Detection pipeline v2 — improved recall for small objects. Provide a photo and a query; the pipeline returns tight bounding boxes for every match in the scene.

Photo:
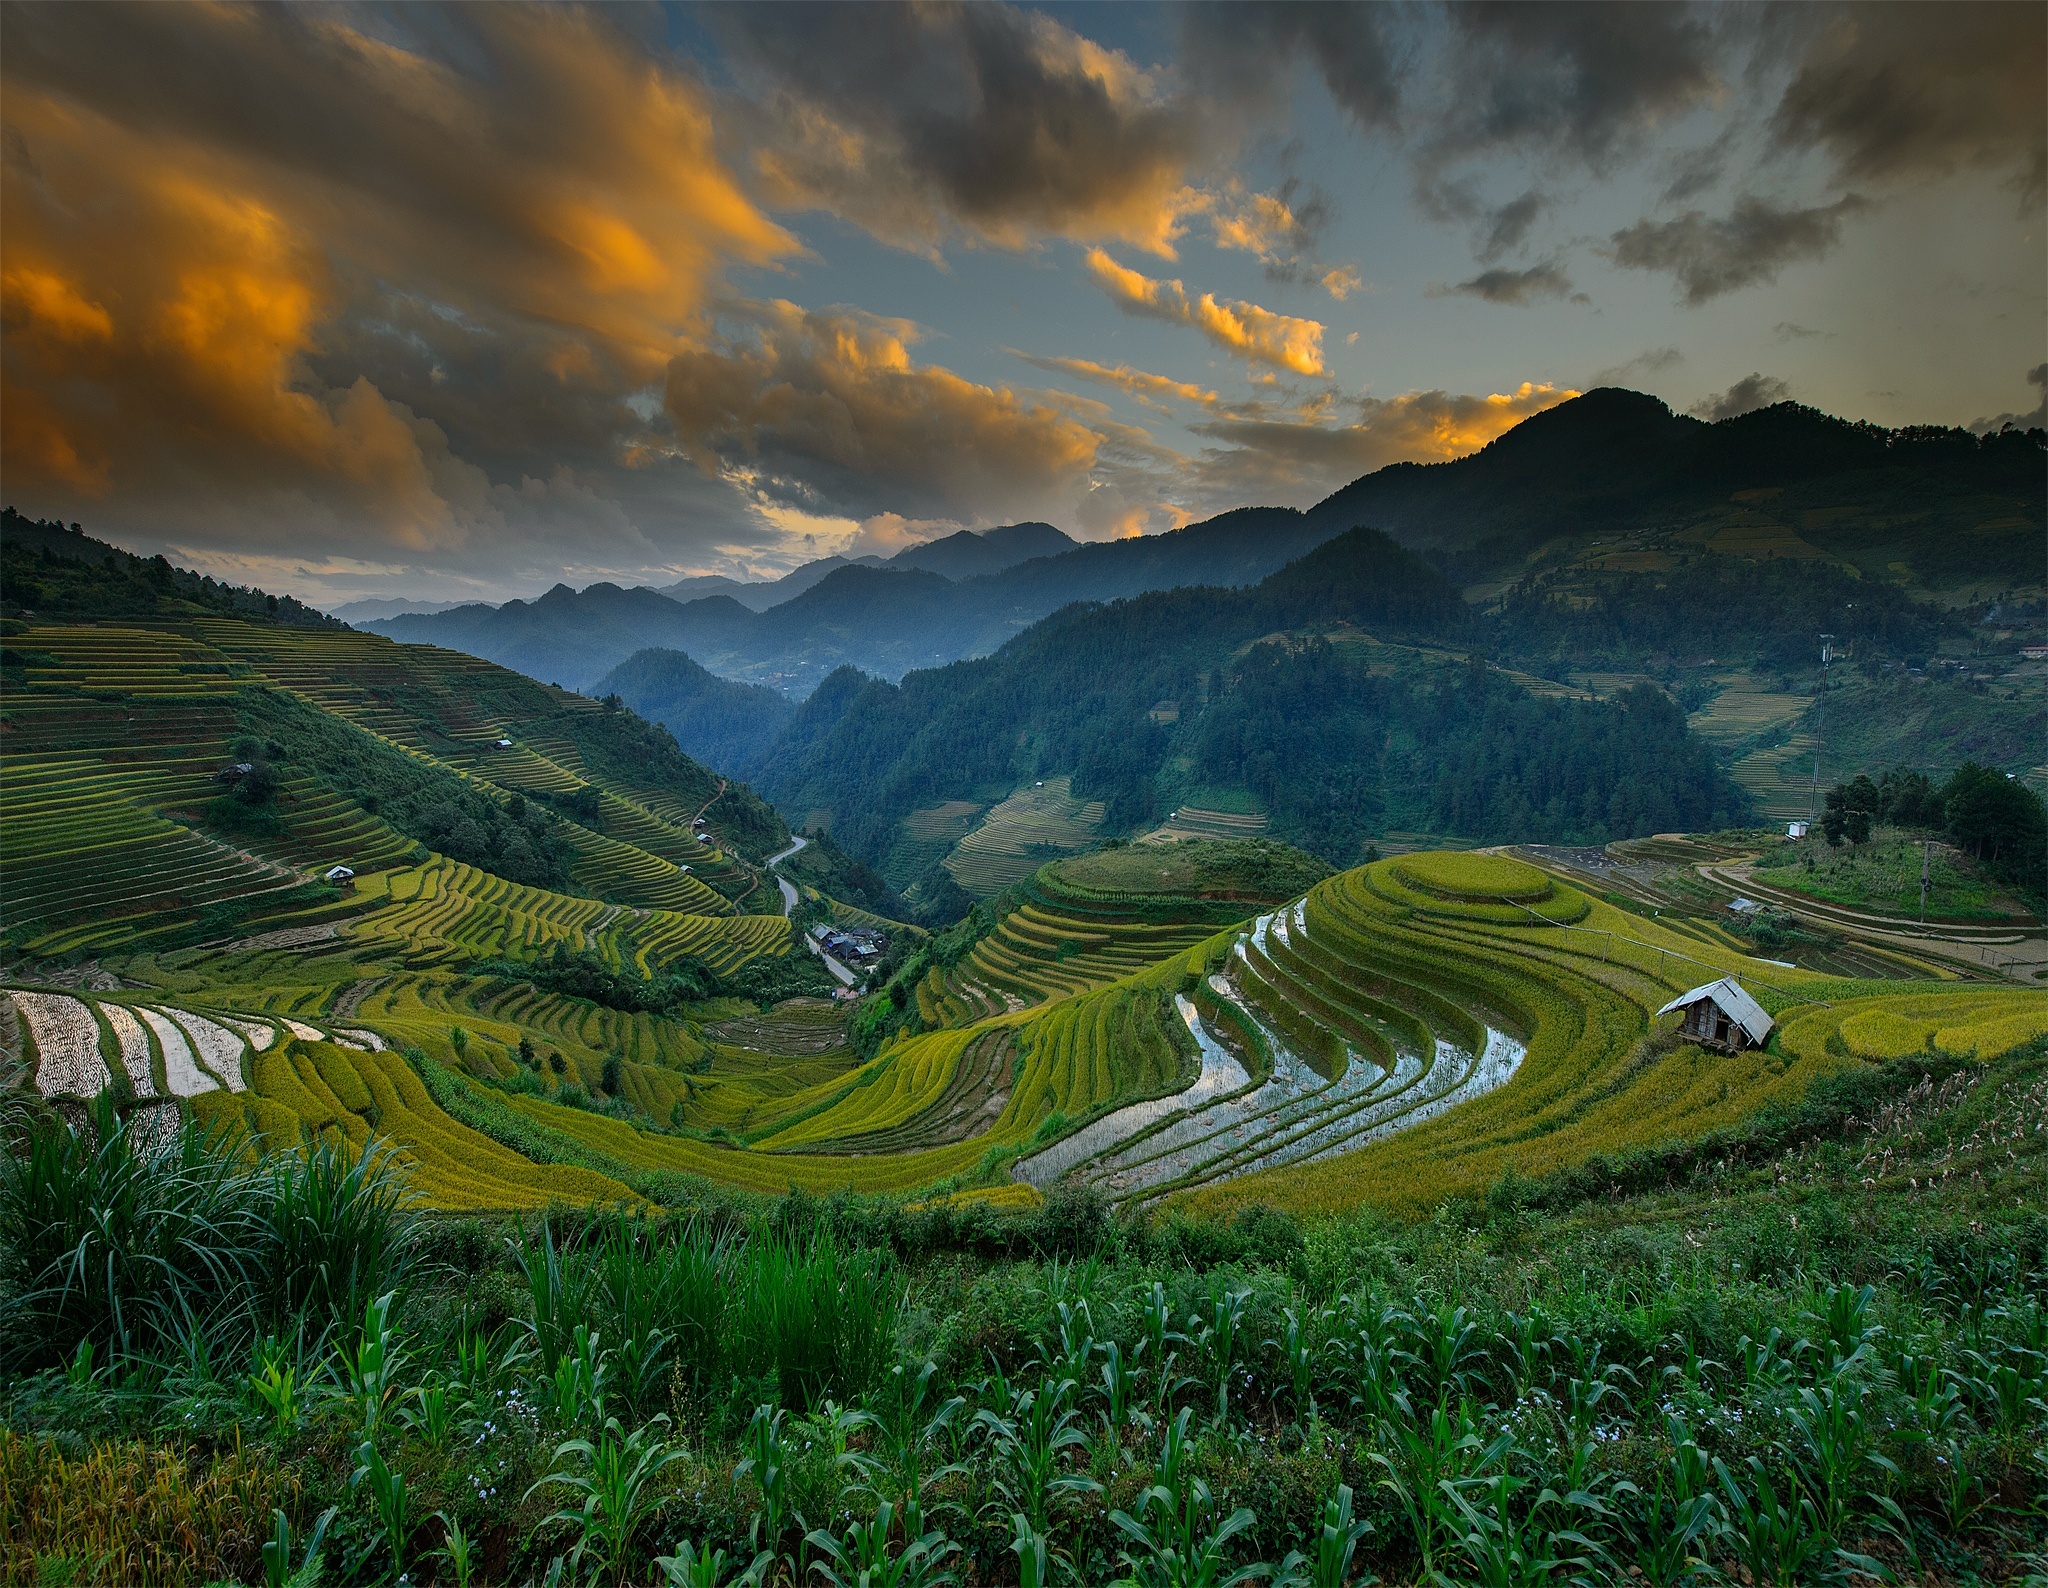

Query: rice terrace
[2,3,2046,1585]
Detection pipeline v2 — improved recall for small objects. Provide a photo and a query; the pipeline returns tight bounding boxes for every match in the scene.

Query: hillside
[596,646,797,776]
[758,526,1748,881]
[359,393,2042,701]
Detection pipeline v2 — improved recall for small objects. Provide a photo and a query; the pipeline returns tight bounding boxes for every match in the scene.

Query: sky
[2,2,2042,607]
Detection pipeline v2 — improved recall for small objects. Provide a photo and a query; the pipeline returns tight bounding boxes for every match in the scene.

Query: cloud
[0,4,797,588]
[1771,4,2047,209]
[1180,4,1403,134]
[1773,321,1825,342]
[713,2,1206,257]
[1608,194,1870,303]
[1318,265,1365,301]
[1427,260,1577,306]
[1970,364,2048,433]
[1476,190,1546,263]
[1084,249,1326,375]
[1008,352,1219,410]
[1432,4,1725,171]
[1190,382,1580,504]
[1591,347,1684,387]
[1690,373,1793,421]
[662,299,1102,526]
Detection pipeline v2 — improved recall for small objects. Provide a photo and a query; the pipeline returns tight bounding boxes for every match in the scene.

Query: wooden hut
[1657,977,1773,1052]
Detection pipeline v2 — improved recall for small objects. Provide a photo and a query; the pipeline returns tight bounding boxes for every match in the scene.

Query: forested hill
[1306,389,2045,590]
[757,527,1747,876]
[0,507,338,628]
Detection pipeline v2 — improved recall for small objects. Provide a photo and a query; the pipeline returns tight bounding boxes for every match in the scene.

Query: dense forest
[760,528,1747,872]
[596,647,796,776]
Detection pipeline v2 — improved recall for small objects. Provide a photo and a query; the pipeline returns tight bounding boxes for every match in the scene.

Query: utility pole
[1921,839,1930,923]
[1810,633,1834,824]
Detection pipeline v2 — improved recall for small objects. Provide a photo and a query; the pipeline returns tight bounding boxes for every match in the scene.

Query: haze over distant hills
[363,390,2044,697]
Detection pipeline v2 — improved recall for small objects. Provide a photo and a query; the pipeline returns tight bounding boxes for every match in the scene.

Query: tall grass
[520,1212,901,1416]
[0,1096,418,1371]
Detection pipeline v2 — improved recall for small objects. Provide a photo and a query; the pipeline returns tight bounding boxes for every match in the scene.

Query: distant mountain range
[361,390,2043,700]
[363,509,1324,692]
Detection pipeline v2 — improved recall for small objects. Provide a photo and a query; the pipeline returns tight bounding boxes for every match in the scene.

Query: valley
[3,395,2043,1587]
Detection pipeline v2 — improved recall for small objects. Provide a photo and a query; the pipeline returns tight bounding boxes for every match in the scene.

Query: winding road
[766,836,857,986]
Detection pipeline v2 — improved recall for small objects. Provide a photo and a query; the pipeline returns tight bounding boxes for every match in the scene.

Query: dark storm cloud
[1180,3,1405,134]
[1427,260,1577,307]
[711,2,1207,256]
[1435,3,1722,166]
[1771,3,2047,209]
[1690,372,1792,421]
[1609,194,1869,304]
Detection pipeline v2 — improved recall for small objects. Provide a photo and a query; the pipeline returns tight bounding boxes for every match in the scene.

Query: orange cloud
[1009,352,1220,409]
[0,6,794,554]
[1191,383,1581,503]
[1084,249,1326,375]
[665,300,1103,525]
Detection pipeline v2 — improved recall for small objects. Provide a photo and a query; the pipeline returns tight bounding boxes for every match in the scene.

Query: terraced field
[2,616,765,956]
[11,610,2040,1219]
[942,776,1104,896]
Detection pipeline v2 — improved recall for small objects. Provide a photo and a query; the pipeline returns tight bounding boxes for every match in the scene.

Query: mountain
[1307,388,2044,591]
[367,505,1339,692]
[758,526,1747,882]
[359,390,2043,696]
[662,554,888,613]
[596,647,796,776]
[887,521,1075,580]
[331,597,479,623]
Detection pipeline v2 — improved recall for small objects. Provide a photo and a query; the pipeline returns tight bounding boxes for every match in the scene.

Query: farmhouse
[1658,977,1773,1052]
[324,865,356,884]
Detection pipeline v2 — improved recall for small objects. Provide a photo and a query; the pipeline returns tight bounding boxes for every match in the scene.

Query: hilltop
[359,392,2044,698]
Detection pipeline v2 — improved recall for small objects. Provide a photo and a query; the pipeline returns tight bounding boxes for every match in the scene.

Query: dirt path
[1701,860,2047,981]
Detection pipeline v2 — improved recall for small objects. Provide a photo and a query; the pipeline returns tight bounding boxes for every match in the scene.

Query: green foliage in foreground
[4,1037,2046,1585]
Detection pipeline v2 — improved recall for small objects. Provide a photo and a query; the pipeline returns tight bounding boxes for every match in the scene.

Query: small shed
[324,865,356,884]
[494,737,514,748]
[1786,820,1809,839]
[1658,977,1773,1052]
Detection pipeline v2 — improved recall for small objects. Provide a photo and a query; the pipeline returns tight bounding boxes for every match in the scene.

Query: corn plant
[262,1504,336,1588]
[855,1359,968,1535]
[1274,1481,1373,1588]
[1713,1457,1844,1588]
[1401,1301,1486,1406]
[1109,1407,1265,1588]
[527,1413,685,1587]
[518,1216,596,1380]
[352,1438,410,1580]
[1186,1284,1251,1420]
[805,1498,958,1588]
[400,1376,457,1453]
[249,1338,300,1437]
[1786,1380,1903,1545]
[1619,1419,1721,1587]
[340,1291,407,1439]
[549,1323,612,1430]
[1264,1307,1319,1427]
[733,1404,792,1558]
[975,1374,1101,1536]
[1330,1292,1410,1424]
[1094,1338,1150,1449]
[1435,1467,1597,1588]
[1368,1399,1489,1579]
[1010,1512,1057,1588]
[655,1540,773,1586]
[430,1510,475,1588]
